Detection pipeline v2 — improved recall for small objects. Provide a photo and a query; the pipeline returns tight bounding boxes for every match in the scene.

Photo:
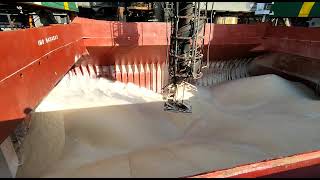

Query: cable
[165,5,169,67]
[206,2,214,68]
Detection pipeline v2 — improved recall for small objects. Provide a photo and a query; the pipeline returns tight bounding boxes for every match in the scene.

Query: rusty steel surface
[188,150,320,178]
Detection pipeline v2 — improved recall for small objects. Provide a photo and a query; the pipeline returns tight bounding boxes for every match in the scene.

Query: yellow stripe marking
[64,2,69,10]
[298,2,315,17]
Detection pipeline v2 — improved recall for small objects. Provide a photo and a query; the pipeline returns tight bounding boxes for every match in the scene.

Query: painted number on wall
[38,35,59,46]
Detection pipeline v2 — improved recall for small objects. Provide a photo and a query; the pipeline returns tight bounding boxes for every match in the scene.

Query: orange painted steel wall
[0,24,87,125]
[263,26,320,60]
[73,17,267,47]
[0,17,319,134]
[72,18,267,91]
[72,18,320,93]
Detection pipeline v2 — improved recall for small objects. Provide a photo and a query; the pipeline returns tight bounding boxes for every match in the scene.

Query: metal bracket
[163,81,196,113]
[164,99,192,113]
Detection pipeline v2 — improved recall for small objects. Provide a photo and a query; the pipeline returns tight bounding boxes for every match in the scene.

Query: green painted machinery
[0,2,79,30]
[23,2,79,12]
[255,2,320,17]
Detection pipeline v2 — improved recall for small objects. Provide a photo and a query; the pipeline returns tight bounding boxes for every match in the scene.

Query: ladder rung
[169,53,204,60]
[175,36,192,40]
[172,36,204,41]
[177,16,207,20]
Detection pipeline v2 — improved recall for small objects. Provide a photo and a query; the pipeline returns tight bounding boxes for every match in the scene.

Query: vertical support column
[82,65,90,78]
[145,64,151,90]
[75,66,83,76]
[71,68,77,77]
[127,64,134,84]
[139,64,146,88]
[151,63,157,92]
[109,66,116,80]
[121,64,128,84]
[157,63,162,93]
[207,61,214,86]
[133,64,140,87]
[162,62,169,90]
[115,64,122,82]
[87,64,97,78]
[202,66,208,86]
[95,66,102,77]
